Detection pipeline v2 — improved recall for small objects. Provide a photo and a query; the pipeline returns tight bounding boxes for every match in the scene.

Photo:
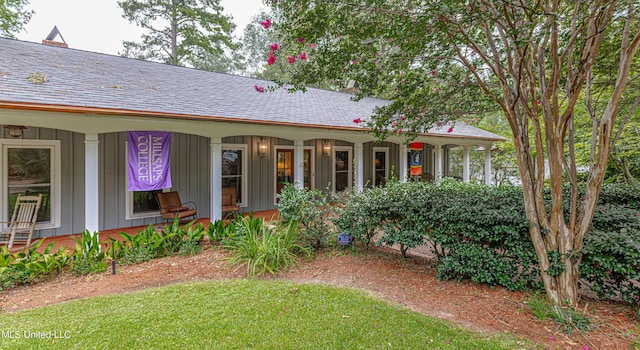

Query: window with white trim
[124,142,167,220]
[222,144,248,206]
[1,139,61,229]
[373,147,389,186]
[333,146,352,192]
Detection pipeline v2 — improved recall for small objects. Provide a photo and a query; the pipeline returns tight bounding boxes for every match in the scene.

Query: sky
[17,0,266,55]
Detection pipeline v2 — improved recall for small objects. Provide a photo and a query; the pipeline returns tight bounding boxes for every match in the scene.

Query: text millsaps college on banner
[127,131,172,191]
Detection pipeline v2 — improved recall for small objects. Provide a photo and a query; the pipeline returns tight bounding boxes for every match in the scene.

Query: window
[333,146,352,192]
[222,145,247,206]
[373,147,389,186]
[1,139,61,229]
[274,147,315,203]
[125,142,167,220]
[276,148,294,201]
[303,148,313,189]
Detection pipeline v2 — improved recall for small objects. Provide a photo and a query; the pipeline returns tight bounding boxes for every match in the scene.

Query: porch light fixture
[322,139,331,157]
[4,125,26,138]
[257,137,268,157]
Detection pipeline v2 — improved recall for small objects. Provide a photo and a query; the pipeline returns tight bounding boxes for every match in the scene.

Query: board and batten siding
[2,129,374,237]
[1,127,85,239]
[100,132,211,231]
[363,141,400,186]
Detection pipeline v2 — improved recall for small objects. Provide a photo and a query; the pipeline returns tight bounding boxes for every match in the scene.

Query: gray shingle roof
[0,37,504,141]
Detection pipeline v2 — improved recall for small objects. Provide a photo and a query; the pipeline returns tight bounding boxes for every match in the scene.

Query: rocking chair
[156,191,197,222]
[0,194,43,249]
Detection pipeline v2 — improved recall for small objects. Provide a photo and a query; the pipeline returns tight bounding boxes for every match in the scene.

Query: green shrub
[110,218,207,264]
[331,179,640,299]
[277,185,336,249]
[578,183,640,305]
[0,240,70,289]
[425,180,540,290]
[1,265,37,289]
[70,230,106,275]
[375,181,432,258]
[225,216,309,276]
[332,186,389,246]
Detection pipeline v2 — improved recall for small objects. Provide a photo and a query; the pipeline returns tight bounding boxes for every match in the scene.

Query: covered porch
[0,114,499,242]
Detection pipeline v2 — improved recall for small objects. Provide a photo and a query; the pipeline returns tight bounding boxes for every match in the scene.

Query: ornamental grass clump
[225,215,309,276]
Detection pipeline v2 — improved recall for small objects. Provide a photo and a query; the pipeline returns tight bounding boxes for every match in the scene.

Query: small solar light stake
[111,258,116,275]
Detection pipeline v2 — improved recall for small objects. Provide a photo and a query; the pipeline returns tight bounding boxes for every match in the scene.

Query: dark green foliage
[115,218,205,264]
[335,179,640,300]
[207,218,237,244]
[581,228,640,304]
[118,0,242,72]
[277,185,336,249]
[579,183,640,305]
[1,219,207,289]
[0,240,70,289]
[70,230,107,275]
[332,186,393,247]
[422,180,540,290]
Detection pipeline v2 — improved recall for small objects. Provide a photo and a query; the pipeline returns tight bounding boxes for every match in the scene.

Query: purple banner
[127,131,172,191]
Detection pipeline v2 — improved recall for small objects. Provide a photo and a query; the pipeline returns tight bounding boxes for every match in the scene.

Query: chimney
[342,80,360,95]
[42,26,68,48]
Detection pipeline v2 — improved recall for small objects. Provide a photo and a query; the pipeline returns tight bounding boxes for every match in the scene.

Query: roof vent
[42,26,68,48]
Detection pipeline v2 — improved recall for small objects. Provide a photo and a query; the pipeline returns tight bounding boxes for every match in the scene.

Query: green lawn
[0,279,533,349]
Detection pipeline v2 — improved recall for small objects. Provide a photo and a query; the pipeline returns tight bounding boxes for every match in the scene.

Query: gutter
[0,101,507,142]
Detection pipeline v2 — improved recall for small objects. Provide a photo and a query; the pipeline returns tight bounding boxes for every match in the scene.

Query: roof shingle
[0,37,504,141]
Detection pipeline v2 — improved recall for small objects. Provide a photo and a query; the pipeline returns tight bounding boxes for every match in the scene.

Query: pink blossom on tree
[270,43,279,51]
[254,85,265,93]
[299,52,307,60]
[353,118,362,124]
[260,19,271,29]
[287,55,296,64]
[267,52,276,65]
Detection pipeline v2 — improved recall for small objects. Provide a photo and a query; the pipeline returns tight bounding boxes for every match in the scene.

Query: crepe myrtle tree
[261,0,640,307]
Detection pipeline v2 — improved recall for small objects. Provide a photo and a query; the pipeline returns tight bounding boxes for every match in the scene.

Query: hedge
[332,179,640,304]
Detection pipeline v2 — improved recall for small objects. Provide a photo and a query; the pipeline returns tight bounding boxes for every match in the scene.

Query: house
[0,37,505,239]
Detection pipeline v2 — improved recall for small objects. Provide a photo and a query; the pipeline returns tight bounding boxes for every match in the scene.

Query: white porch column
[294,140,305,188]
[84,133,99,235]
[434,144,443,180]
[484,146,493,185]
[210,138,222,222]
[399,143,408,183]
[354,142,364,190]
[462,146,470,182]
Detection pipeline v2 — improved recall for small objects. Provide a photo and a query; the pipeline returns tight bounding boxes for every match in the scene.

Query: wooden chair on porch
[222,187,240,216]
[156,191,197,222]
[0,194,43,249]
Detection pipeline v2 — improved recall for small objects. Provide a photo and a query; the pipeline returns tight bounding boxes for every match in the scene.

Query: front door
[276,149,294,199]
[276,148,313,201]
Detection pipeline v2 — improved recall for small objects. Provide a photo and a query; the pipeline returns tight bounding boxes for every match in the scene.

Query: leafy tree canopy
[118,0,242,73]
[266,0,640,306]
[0,0,32,38]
